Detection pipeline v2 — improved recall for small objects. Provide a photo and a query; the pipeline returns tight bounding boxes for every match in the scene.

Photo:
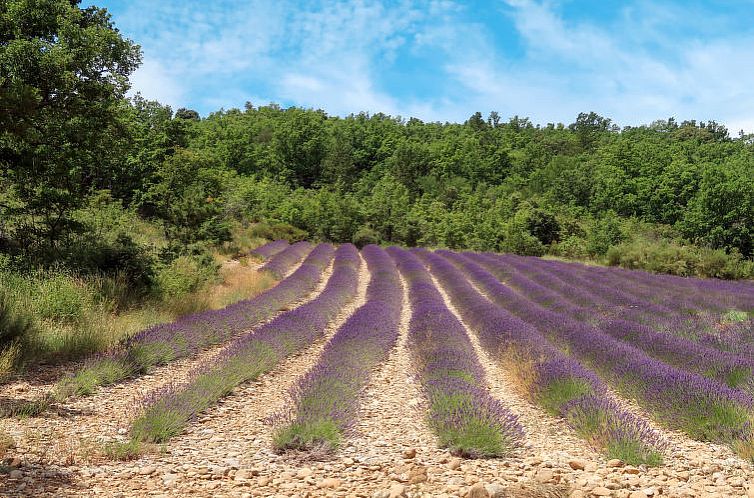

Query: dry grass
[499,346,539,396]
[207,257,276,309]
[0,430,15,458]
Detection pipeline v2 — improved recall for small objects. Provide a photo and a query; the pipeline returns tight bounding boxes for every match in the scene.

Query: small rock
[641,487,656,497]
[297,467,313,478]
[138,466,156,476]
[8,457,21,468]
[629,492,648,498]
[623,466,640,475]
[402,448,417,459]
[317,477,341,489]
[448,458,462,470]
[342,457,355,466]
[234,469,253,480]
[257,476,271,486]
[389,483,406,498]
[9,470,22,480]
[485,483,507,498]
[534,468,554,484]
[607,459,624,468]
[569,460,586,471]
[468,482,490,498]
[408,465,428,484]
[570,491,585,498]
[592,487,612,496]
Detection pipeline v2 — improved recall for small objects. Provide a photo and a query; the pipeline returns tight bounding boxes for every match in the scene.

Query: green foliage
[606,238,754,279]
[273,419,342,453]
[538,378,594,414]
[0,0,141,252]
[138,149,232,245]
[352,227,380,248]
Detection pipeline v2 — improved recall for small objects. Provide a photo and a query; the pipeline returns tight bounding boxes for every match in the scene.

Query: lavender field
[2,241,754,497]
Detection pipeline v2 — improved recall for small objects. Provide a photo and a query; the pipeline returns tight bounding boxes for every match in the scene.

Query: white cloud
[111,0,754,132]
[128,57,186,108]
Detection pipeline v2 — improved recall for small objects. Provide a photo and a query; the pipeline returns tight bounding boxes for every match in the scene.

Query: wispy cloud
[102,0,754,131]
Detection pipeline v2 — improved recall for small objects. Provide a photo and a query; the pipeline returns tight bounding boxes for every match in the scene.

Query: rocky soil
[1,261,754,498]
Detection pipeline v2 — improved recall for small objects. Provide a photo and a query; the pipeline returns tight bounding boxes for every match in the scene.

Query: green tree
[0,0,141,254]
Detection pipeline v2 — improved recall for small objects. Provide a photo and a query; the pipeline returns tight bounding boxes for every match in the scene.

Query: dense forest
[1,1,753,373]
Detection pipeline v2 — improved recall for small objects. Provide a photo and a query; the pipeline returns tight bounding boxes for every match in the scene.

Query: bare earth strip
[0,258,334,497]
[458,268,754,497]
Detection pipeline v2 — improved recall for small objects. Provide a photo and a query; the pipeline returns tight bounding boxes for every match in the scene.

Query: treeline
[2,0,754,285]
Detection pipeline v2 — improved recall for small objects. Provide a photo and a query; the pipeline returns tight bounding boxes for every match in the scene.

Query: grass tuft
[273,419,342,453]
[538,377,593,414]
[101,439,148,461]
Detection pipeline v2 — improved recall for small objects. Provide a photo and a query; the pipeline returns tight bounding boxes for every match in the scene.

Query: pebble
[9,470,22,479]
[389,483,406,498]
[607,459,624,468]
[484,483,506,498]
[137,466,156,476]
[592,487,612,496]
[467,482,490,498]
[402,448,417,459]
[569,460,587,471]
[317,477,341,489]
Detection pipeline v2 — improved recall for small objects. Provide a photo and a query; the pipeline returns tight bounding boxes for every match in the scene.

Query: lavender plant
[250,239,289,259]
[388,247,523,458]
[417,249,664,465]
[273,244,402,453]
[131,244,359,443]
[441,251,754,457]
[55,243,332,399]
[259,240,313,278]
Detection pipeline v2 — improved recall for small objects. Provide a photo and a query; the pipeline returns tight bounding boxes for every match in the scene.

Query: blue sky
[93,0,754,131]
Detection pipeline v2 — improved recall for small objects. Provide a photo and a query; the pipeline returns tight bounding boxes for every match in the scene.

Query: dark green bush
[249,221,308,242]
[352,227,380,248]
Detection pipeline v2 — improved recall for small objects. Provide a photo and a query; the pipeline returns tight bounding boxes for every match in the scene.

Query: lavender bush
[418,249,664,465]
[389,247,523,458]
[273,244,402,453]
[250,239,289,259]
[259,240,313,278]
[131,244,360,443]
[56,243,333,398]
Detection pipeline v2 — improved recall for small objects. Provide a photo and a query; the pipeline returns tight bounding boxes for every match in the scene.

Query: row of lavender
[390,247,524,458]
[250,239,289,260]
[260,241,312,278]
[131,244,360,443]
[55,241,318,399]
[532,255,754,355]
[273,245,402,452]
[474,254,754,390]
[418,250,664,465]
[442,251,753,458]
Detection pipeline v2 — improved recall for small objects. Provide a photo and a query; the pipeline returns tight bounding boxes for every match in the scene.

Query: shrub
[352,226,380,248]
[249,221,308,242]
[606,239,754,279]
[155,254,218,299]
[0,288,35,348]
